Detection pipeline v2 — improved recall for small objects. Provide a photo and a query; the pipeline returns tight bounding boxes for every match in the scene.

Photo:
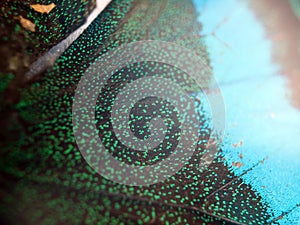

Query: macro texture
[0,0,277,224]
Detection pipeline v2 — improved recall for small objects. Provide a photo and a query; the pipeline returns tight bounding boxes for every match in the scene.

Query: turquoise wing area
[194,0,300,224]
[1,0,292,224]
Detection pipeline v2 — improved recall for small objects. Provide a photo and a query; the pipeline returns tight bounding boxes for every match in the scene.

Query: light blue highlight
[193,0,300,223]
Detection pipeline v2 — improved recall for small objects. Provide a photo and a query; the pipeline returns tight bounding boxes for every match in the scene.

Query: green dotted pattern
[0,0,95,72]
[1,0,271,224]
[94,61,201,167]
